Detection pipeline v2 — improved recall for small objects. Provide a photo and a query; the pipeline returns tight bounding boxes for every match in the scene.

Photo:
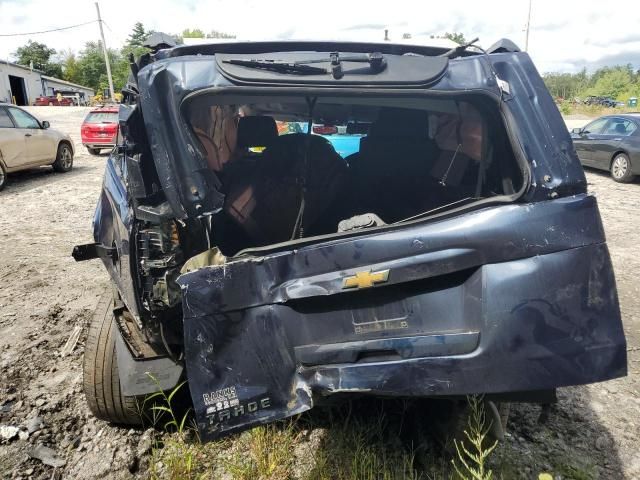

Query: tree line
[11,23,235,95]
[543,65,640,102]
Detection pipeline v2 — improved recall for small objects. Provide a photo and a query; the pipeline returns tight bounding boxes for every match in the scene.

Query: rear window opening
[185,93,524,256]
[84,112,118,124]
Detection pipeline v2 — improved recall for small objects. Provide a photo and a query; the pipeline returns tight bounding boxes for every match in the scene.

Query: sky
[1,0,640,75]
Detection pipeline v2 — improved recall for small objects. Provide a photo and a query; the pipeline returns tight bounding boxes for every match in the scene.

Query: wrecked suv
[74,36,627,441]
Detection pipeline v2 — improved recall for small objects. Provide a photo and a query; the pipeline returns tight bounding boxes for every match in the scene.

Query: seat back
[236,116,278,150]
[224,133,348,245]
[221,115,278,188]
[349,108,439,221]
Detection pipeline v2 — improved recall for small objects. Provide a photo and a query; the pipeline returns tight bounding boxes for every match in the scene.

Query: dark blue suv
[74,37,627,441]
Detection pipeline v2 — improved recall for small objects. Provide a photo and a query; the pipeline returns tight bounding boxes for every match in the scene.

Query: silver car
[0,104,74,191]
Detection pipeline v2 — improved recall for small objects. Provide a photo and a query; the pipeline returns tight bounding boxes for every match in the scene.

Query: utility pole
[524,0,532,52]
[95,2,115,100]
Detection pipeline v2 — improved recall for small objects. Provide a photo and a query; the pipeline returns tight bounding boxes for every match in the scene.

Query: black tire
[0,162,7,191]
[52,143,73,173]
[610,153,635,183]
[83,288,142,425]
[87,147,101,156]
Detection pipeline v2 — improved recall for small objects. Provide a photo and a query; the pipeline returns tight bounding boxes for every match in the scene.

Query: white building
[0,60,43,105]
[0,60,94,106]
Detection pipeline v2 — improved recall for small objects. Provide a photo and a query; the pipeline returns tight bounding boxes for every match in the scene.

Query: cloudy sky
[1,0,640,74]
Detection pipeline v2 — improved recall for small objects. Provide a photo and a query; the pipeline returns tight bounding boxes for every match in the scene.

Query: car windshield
[84,112,118,124]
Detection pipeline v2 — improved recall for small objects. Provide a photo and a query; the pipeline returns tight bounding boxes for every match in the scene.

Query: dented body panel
[178,195,626,439]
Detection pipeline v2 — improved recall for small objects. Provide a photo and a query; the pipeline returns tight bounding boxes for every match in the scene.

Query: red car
[81,107,118,155]
[34,96,74,106]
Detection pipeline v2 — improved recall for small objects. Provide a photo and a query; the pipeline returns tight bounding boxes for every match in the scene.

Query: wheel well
[57,139,73,156]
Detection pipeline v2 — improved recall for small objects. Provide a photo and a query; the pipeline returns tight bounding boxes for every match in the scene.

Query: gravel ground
[0,107,638,479]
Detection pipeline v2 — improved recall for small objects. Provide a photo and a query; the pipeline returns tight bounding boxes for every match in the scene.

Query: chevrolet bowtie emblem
[342,269,390,289]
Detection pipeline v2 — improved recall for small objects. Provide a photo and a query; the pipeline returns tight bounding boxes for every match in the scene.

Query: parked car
[584,95,617,108]
[73,37,626,441]
[34,96,74,106]
[80,106,118,155]
[571,114,640,182]
[0,104,74,191]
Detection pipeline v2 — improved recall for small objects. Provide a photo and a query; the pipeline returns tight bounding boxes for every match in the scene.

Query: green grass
[147,411,432,480]
[450,396,497,480]
[142,383,507,480]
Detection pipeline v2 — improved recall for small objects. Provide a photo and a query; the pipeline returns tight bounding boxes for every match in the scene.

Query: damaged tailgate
[178,194,626,440]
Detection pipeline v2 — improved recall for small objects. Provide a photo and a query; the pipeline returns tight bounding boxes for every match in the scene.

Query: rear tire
[83,288,142,425]
[52,143,73,172]
[610,153,635,183]
[0,163,7,191]
[87,147,101,155]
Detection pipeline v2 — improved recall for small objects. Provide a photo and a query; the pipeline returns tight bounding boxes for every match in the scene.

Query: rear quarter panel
[93,153,141,319]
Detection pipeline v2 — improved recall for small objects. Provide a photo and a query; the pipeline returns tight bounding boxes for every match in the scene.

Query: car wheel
[0,163,7,191]
[52,143,73,172]
[83,288,143,425]
[610,153,635,183]
[87,147,101,155]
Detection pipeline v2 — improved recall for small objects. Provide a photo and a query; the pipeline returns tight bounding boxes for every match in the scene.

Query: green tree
[127,21,148,48]
[444,32,467,45]
[589,68,633,99]
[115,23,157,91]
[75,41,122,92]
[13,40,62,77]
[542,64,640,103]
[61,51,81,85]
[182,28,205,38]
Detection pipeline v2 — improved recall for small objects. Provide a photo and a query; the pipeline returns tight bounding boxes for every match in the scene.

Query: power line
[0,20,97,37]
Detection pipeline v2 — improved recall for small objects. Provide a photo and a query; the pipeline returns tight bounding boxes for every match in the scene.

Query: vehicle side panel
[27,128,57,164]
[0,127,27,170]
[92,154,140,319]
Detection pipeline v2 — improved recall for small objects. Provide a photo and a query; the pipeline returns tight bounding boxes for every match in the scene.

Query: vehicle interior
[185,94,524,256]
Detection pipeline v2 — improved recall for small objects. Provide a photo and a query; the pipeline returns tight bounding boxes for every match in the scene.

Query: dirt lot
[0,107,638,479]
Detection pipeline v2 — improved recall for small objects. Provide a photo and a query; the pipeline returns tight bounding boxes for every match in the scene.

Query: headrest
[263,133,345,168]
[615,123,626,134]
[368,107,429,139]
[236,116,278,149]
